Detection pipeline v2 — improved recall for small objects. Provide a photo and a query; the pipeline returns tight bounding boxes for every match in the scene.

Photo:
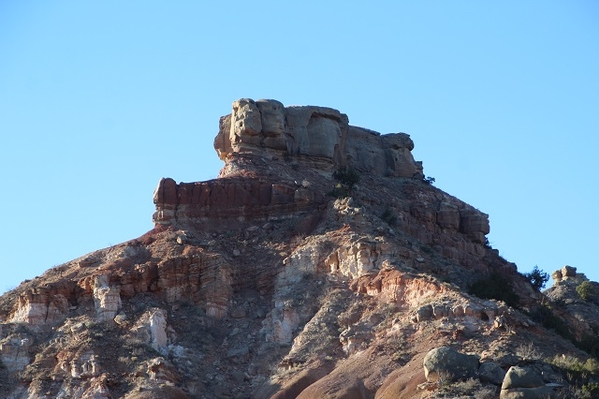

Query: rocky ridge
[1,99,598,398]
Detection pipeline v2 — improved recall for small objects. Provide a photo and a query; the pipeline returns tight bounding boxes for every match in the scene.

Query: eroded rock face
[0,334,32,372]
[214,98,423,178]
[93,275,121,322]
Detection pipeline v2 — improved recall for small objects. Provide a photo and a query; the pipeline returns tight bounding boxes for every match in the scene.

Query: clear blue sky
[1,1,598,294]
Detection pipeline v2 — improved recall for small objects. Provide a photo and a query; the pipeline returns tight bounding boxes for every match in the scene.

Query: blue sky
[1,1,598,294]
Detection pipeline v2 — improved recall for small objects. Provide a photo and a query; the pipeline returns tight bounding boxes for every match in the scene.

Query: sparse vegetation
[516,342,543,361]
[469,272,520,308]
[434,377,497,399]
[576,281,596,302]
[523,265,550,291]
[332,167,360,188]
[380,207,397,226]
[329,167,360,198]
[423,176,435,185]
[528,303,572,340]
[581,383,599,399]
[549,355,599,395]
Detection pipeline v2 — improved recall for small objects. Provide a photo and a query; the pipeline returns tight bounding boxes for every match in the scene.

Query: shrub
[332,167,360,189]
[523,265,550,291]
[577,281,596,302]
[380,207,397,226]
[528,303,572,340]
[423,176,435,185]
[330,167,360,198]
[469,272,520,308]
[549,355,599,392]
[581,383,599,399]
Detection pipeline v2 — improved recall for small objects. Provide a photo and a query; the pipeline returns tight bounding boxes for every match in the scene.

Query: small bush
[332,167,360,189]
[330,167,360,198]
[423,176,435,185]
[380,207,397,225]
[550,355,599,393]
[528,303,573,340]
[469,272,520,308]
[329,183,349,198]
[577,281,596,302]
[523,265,550,291]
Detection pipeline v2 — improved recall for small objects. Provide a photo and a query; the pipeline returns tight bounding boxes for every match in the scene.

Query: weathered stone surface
[501,366,544,390]
[500,365,557,398]
[551,269,562,283]
[230,98,263,152]
[213,98,423,177]
[0,334,32,372]
[1,98,565,399]
[93,275,121,322]
[479,361,506,385]
[423,346,479,382]
[152,176,325,225]
[460,208,490,243]
[382,133,422,178]
[8,289,69,326]
[561,265,577,277]
[500,386,557,399]
[437,202,460,230]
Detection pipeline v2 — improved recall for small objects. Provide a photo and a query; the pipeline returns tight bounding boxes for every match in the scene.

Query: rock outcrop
[423,346,479,382]
[500,366,557,399]
[214,98,423,177]
[0,99,596,399]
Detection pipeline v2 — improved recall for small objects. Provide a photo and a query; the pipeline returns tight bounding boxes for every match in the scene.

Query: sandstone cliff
[1,99,597,399]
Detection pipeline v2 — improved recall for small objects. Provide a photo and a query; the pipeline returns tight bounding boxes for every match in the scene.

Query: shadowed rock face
[214,98,423,178]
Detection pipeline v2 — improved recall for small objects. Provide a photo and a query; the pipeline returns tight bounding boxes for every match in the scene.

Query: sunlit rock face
[5,98,576,399]
[214,98,423,178]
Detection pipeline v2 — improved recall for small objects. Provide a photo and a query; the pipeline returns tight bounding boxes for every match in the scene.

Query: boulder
[500,366,557,399]
[436,202,460,230]
[561,265,577,277]
[423,346,479,382]
[479,361,506,385]
[551,269,562,283]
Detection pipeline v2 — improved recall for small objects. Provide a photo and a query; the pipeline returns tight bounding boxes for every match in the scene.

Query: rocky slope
[1,98,598,398]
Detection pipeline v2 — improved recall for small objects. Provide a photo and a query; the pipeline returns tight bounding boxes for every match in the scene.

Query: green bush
[330,167,360,198]
[469,272,520,308]
[577,281,596,302]
[423,176,435,185]
[523,265,550,291]
[332,167,360,189]
[581,383,599,399]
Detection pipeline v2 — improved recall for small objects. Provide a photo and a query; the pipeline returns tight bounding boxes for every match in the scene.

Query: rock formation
[1,99,597,398]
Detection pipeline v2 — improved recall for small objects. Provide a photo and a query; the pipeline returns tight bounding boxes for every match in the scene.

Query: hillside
[1,98,598,399]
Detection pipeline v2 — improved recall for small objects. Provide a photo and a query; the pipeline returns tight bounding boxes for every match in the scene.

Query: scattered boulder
[479,361,506,385]
[500,366,557,399]
[423,346,479,382]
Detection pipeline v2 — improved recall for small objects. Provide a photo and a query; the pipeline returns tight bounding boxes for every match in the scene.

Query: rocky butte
[1,98,598,398]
